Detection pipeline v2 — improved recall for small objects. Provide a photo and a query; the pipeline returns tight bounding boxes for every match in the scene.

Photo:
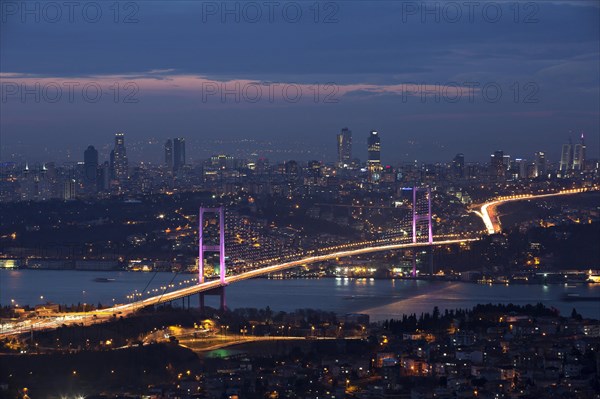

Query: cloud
[1,70,485,106]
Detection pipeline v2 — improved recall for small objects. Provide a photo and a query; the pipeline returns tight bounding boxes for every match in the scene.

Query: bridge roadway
[473,188,592,235]
[0,238,476,338]
[4,189,596,338]
[122,238,477,309]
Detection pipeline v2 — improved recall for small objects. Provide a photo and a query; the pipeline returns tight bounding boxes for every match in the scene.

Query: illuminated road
[0,238,476,338]
[179,335,364,352]
[3,188,595,338]
[477,188,592,234]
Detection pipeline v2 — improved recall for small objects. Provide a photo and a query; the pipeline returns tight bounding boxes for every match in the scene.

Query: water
[1,269,598,321]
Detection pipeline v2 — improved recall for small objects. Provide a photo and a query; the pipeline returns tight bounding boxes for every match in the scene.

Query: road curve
[0,238,476,338]
[478,188,592,235]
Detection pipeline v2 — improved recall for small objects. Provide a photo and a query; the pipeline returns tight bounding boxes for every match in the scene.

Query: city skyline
[2,129,594,169]
[0,127,597,166]
[1,2,599,397]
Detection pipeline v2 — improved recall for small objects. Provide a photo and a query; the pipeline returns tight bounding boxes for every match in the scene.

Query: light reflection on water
[1,269,598,322]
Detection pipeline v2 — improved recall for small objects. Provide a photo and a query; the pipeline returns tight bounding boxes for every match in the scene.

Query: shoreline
[1,267,598,286]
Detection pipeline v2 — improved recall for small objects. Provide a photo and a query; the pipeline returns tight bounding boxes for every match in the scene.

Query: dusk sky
[1,0,599,164]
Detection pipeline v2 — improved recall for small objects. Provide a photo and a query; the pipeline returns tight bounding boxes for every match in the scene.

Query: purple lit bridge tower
[411,187,433,277]
[198,206,227,312]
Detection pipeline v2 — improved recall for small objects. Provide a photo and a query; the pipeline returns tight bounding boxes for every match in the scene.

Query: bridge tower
[412,186,432,244]
[411,187,433,277]
[198,206,227,313]
[198,206,226,285]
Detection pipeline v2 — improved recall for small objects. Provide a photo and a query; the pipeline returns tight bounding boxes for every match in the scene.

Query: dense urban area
[1,303,599,398]
[1,131,599,398]
[1,132,599,276]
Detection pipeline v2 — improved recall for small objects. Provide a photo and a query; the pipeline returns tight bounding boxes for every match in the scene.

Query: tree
[432,306,440,320]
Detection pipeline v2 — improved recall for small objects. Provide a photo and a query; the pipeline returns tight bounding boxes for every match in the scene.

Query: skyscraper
[559,142,572,174]
[99,161,111,191]
[63,179,76,200]
[573,133,586,171]
[490,150,505,179]
[337,128,352,168]
[513,158,528,180]
[109,150,115,179]
[113,132,128,182]
[83,145,98,193]
[367,131,382,182]
[173,138,186,172]
[165,139,173,170]
[367,131,381,163]
[535,151,546,178]
[284,160,299,181]
[452,153,465,178]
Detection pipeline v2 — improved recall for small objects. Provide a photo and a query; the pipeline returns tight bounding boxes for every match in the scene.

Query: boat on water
[93,277,116,283]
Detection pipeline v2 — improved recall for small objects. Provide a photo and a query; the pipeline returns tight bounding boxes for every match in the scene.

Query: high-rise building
[62,179,76,200]
[535,151,546,178]
[573,133,586,171]
[513,159,528,180]
[367,131,381,163]
[109,150,115,179]
[113,132,128,182]
[490,150,505,179]
[452,153,465,178]
[502,155,511,170]
[284,160,299,181]
[165,139,173,170]
[559,142,572,174]
[173,138,186,172]
[337,128,352,168]
[367,130,382,182]
[99,161,111,191]
[83,145,98,193]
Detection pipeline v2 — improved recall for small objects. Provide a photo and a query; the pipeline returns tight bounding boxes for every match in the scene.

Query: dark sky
[1,0,598,164]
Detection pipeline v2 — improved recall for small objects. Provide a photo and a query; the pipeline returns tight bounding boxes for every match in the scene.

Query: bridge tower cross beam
[198,206,226,285]
[411,187,433,277]
[411,186,433,244]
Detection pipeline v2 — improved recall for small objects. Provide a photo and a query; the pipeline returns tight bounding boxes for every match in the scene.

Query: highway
[477,188,592,234]
[3,188,595,338]
[178,335,364,352]
[0,238,476,338]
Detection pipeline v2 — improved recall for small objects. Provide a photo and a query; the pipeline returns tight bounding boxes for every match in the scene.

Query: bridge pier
[199,286,226,315]
[429,247,434,276]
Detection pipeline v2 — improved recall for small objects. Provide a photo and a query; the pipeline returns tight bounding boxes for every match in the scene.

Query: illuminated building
[337,127,352,168]
[490,150,505,180]
[559,141,572,175]
[367,130,382,182]
[573,132,586,171]
[113,132,128,183]
[165,139,173,169]
[83,145,98,193]
[535,151,546,178]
